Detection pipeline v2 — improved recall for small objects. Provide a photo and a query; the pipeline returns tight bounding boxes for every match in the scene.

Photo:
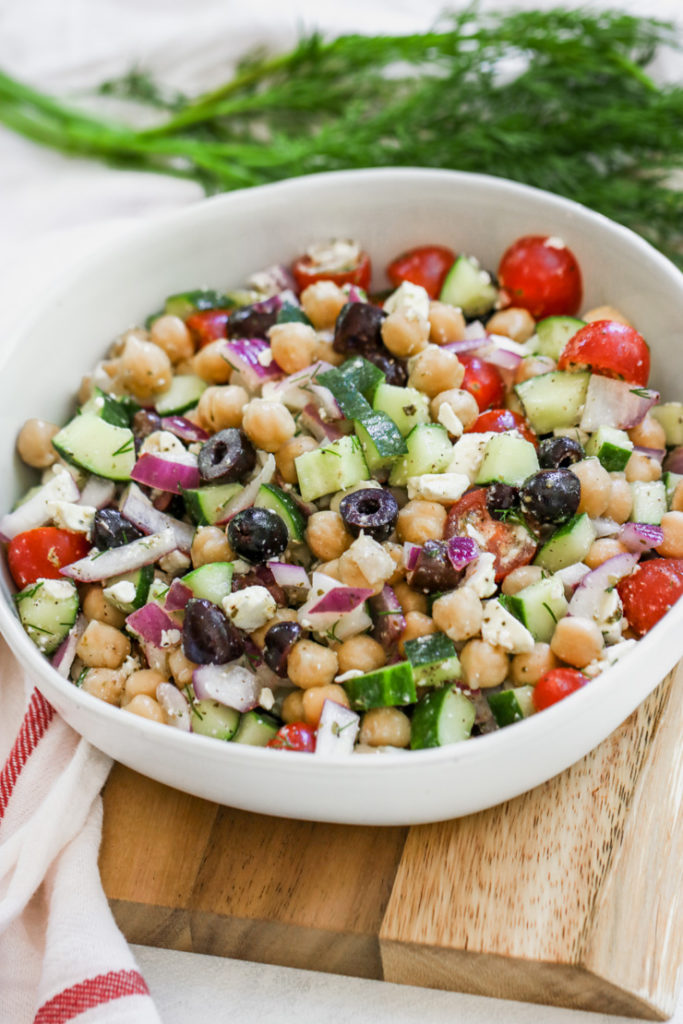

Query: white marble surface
[0,0,681,1020]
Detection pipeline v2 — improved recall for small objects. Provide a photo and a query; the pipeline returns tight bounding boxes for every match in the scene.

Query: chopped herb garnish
[542,602,558,623]
[112,437,135,456]
[630,387,652,399]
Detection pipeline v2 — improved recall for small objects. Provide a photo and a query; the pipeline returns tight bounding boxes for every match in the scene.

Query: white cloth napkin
[0,640,162,1024]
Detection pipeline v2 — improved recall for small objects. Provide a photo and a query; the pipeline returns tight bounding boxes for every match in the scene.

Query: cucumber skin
[343,662,417,711]
[183,483,243,525]
[534,513,596,572]
[410,687,476,749]
[232,711,280,746]
[254,483,305,541]
[191,700,240,740]
[16,579,79,655]
[487,687,535,728]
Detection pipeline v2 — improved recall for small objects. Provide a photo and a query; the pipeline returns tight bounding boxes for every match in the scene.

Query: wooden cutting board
[100,663,683,1019]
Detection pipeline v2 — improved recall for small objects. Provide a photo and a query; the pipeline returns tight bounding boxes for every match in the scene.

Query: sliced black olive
[92,509,144,550]
[339,488,399,542]
[197,428,256,485]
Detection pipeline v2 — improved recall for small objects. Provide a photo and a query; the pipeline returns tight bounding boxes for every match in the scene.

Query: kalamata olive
[486,483,519,521]
[92,509,144,550]
[363,350,407,386]
[263,620,303,676]
[198,428,256,485]
[407,540,463,592]
[538,435,585,469]
[131,409,162,452]
[182,598,244,664]
[333,302,386,355]
[520,468,581,524]
[339,488,399,542]
[226,303,278,340]
[228,507,289,563]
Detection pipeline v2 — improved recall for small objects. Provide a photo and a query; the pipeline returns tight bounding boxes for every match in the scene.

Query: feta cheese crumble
[481,599,535,653]
[222,586,277,631]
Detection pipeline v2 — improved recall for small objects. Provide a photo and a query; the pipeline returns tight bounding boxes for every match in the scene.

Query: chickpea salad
[4,235,683,755]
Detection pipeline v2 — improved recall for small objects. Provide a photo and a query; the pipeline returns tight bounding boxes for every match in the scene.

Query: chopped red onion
[442,337,484,356]
[580,376,659,432]
[299,404,343,442]
[78,476,116,509]
[463,320,488,340]
[632,446,665,464]
[120,483,194,552]
[247,265,297,296]
[298,571,372,640]
[221,337,283,390]
[473,343,522,371]
[193,662,261,711]
[554,562,592,597]
[61,527,177,582]
[160,416,209,443]
[446,536,480,570]
[403,542,421,571]
[591,517,622,538]
[217,454,275,522]
[369,585,405,647]
[568,552,639,619]
[131,453,200,494]
[619,522,664,553]
[308,384,343,420]
[267,561,310,591]
[0,470,80,541]
[315,700,360,756]
[51,614,87,678]
[308,586,373,615]
[164,579,194,611]
[126,602,181,647]
[664,446,683,474]
[156,682,191,731]
[263,360,334,409]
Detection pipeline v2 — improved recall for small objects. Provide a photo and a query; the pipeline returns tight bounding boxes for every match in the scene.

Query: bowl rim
[2,165,683,773]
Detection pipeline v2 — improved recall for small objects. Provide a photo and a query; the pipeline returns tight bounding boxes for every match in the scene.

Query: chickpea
[275,435,318,484]
[571,458,612,517]
[460,639,509,689]
[300,281,347,330]
[628,415,666,451]
[268,322,318,374]
[432,588,482,643]
[337,635,386,675]
[80,668,125,705]
[430,388,479,433]
[168,648,198,689]
[150,315,195,364]
[191,525,233,568]
[313,337,345,367]
[81,585,126,629]
[656,511,683,558]
[123,694,165,723]
[511,643,558,685]
[287,640,339,689]
[281,689,305,724]
[582,305,632,327]
[76,620,131,669]
[381,310,429,358]
[119,335,172,401]
[550,616,603,668]
[625,452,661,483]
[192,340,233,384]
[306,511,352,561]
[398,611,436,656]
[672,480,683,513]
[501,565,545,596]
[408,346,465,398]
[337,556,382,595]
[584,538,628,569]
[316,558,342,581]
[487,307,536,343]
[250,608,298,648]
[123,669,167,707]
[396,500,447,545]
[514,355,556,385]
[303,684,350,727]
[428,301,466,345]
[197,385,248,432]
[16,418,59,469]
[242,399,295,453]
[385,541,406,586]
[393,581,428,615]
[605,476,633,524]
[359,707,411,748]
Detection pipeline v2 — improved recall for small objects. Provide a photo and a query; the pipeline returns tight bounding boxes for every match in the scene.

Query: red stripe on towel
[34,968,150,1024]
[0,687,54,820]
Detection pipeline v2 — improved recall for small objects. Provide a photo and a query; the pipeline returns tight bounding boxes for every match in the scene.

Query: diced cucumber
[277,302,313,326]
[15,578,79,655]
[372,382,430,437]
[534,513,596,572]
[515,371,590,435]
[630,480,667,525]
[343,661,416,711]
[327,355,386,402]
[232,710,280,746]
[154,374,207,416]
[410,686,476,749]
[353,412,407,473]
[295,435,369,502]
[501,575,567,643]
[183,482,243,525]
[254,483,305,541]
[52,414,136,481]
[438,255,497,318]
[585,426,633,472]
[487,686,536,728]
[664,472,683,507]
[191,700,240,740]
[182,561,234,604]
[80,388,136,428]
[164,288,233,320]
[475,434,539,487]
[317,371,372,420]
[534,316,585,360]
[651,403,683,446]
[404,632,461,688]
[388,423,453,486]
[103,566,154,613]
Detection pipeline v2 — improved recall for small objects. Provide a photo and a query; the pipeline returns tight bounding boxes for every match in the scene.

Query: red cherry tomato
[467,408,537,446]
[267,721,316,752]
[185,309,230,348]
[444,488,537,582]
[7,527,91,589]
[292,250,371,292]
[616,558,683,637]
[533,668,588,711]
[497,235,582,319]
[386,245,455,299]
[458,355,505,412]
[557,320,650,387]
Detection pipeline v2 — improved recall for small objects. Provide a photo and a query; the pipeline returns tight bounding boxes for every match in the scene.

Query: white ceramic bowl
[2,168,682,825]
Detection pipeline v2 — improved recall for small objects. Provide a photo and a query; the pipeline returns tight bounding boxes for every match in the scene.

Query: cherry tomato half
[616,558,683,637]
[386,245,455,299]
[467,408,537,446]
[444,488,537,581]
[533,668,588,711]
[458,355,505,412]
[185,309,230,348]
[8,527,91,589]
[292,250,371,293]
[498,235,582,320]
[557,320,650,387]
[267,721,316,752]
